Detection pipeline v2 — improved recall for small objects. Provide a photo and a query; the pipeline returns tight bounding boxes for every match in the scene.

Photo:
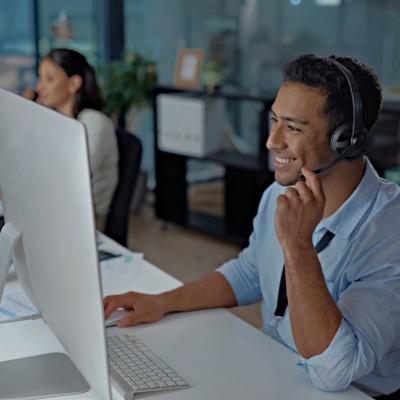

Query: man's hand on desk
[103,272,237,327]
[104,292,166,327]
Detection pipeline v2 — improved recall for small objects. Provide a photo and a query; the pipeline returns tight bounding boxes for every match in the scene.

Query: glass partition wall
[0,0,36,92]
[1,0,399,184]
[124,0,400,185]
[0,0,102,93]
[124,0,400,91]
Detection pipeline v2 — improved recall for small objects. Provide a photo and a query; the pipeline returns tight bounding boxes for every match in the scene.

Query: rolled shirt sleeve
[298,267,400,392]
[298,318,375,391]
[217,230,262,305]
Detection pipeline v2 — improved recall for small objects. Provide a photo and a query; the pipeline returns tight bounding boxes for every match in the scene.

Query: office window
[125,0,400,93]
[37,0,101,66]
[242,0,400,91]
[125,0,400,184]
[0,0,36,93]
[0,0,104,94]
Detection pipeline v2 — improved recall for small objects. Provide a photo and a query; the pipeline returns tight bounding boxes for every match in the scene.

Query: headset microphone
[298,58,369,182]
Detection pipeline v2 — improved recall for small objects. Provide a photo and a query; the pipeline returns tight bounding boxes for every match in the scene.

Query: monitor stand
[0,223,91,400]
[0,353,91,400]
[0,222,21,302]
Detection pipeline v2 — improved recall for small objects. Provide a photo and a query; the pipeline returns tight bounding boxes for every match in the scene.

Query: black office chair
[104,128,142,246]
[367,111,400,177]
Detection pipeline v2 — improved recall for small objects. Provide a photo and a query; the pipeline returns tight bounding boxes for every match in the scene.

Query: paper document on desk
[101,254,142,297]
[0,285,39,323]
[100,255,181,297]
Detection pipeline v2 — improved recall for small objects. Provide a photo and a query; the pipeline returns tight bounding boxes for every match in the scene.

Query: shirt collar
[317,159,381,239]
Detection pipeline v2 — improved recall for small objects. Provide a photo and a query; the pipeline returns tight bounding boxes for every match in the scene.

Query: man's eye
[288,125,301,132]
[270,116,278,124]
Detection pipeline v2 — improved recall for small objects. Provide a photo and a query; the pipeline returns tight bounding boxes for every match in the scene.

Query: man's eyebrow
[270,108,309,126]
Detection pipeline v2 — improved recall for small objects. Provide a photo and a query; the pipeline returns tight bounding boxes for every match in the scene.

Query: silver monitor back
[0,89,111,400]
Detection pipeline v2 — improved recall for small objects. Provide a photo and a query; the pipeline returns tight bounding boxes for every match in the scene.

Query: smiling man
[104,55,400,399]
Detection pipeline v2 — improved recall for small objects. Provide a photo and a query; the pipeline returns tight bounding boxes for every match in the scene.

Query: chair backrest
[104,128,142,246]
[367,111,400,176]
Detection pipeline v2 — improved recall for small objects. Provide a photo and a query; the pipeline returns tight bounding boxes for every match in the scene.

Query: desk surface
[0,235,371,400]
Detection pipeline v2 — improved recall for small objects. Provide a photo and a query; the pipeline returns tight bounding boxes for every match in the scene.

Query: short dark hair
[283,54,382,133]
[46,48,105,117]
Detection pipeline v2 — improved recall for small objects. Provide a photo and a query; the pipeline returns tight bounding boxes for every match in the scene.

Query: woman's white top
[78,109,119,217]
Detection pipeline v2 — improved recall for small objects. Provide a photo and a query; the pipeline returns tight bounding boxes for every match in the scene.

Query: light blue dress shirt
[218,159,400,397]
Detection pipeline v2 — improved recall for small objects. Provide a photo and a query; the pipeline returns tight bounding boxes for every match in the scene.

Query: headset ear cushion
[331,123,369,160]
[330,122,352,156]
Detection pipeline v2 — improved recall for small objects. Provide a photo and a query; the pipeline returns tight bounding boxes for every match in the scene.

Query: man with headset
[104,54,400,399]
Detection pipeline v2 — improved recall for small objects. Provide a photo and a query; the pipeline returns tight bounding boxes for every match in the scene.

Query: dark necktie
[274,230,335,317]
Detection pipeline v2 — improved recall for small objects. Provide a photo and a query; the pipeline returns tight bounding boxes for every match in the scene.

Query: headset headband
[328,58,364,141]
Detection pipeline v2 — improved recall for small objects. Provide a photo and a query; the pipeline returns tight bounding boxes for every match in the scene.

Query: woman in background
[31,48,118,221]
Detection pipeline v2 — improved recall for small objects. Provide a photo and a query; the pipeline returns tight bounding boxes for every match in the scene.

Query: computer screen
[0,89,111,400]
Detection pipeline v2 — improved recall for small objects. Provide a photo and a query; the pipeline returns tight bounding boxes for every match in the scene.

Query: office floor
[126,202,262,329]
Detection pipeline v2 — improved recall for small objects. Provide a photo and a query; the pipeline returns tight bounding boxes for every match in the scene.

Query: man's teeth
[276,156,295,164]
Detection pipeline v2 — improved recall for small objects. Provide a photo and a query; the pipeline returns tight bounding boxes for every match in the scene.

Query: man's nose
[266,123,285,150]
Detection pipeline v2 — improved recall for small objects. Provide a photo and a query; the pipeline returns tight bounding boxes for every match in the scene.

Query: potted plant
[101,52,157,129]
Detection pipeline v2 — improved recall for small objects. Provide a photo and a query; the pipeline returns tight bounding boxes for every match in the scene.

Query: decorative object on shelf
[202,61,222,93]
[174,48,204,90]
[101,52,157,127]
[51,10,73,40]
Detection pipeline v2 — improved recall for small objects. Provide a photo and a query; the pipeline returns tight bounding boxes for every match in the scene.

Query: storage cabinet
[152,85,276,245]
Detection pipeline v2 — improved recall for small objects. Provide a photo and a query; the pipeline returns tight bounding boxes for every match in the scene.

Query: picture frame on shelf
[174,48,204,89]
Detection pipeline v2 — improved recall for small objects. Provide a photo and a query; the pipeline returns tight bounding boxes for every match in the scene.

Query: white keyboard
[107,334,189,398]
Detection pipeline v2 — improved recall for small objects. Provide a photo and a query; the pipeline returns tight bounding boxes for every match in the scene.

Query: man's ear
[68,74,83,94]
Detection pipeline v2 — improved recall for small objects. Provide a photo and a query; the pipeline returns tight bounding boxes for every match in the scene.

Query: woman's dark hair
[46,48,105,117]
[283,54,382,133]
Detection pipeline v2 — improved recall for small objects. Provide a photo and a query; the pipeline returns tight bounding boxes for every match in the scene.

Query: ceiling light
[315,0,342,6]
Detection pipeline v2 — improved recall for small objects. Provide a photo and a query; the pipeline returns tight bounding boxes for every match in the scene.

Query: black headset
[309,58,369,177]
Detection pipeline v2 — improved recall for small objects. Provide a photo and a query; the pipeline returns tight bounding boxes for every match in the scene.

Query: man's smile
[274,154,297,170]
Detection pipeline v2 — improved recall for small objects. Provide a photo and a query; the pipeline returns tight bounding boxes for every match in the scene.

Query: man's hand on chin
[275,167,326,253]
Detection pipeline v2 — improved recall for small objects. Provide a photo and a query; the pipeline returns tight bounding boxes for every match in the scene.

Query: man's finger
[276,194,290,210]
[103,295,118,308]
[103,295,116,311]
[103,293,137,317]
[294,180,313,203]
[284,187,301,207]
[117,312,141,328]
[104,303,118,318]
[301,167,325,201]
[285,187,300,198]
[104,299,130,318]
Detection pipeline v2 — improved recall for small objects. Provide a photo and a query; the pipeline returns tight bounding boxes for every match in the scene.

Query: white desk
[0,235,371,400]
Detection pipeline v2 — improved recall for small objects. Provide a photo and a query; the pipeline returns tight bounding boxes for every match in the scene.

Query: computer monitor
[0,89,111,400]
